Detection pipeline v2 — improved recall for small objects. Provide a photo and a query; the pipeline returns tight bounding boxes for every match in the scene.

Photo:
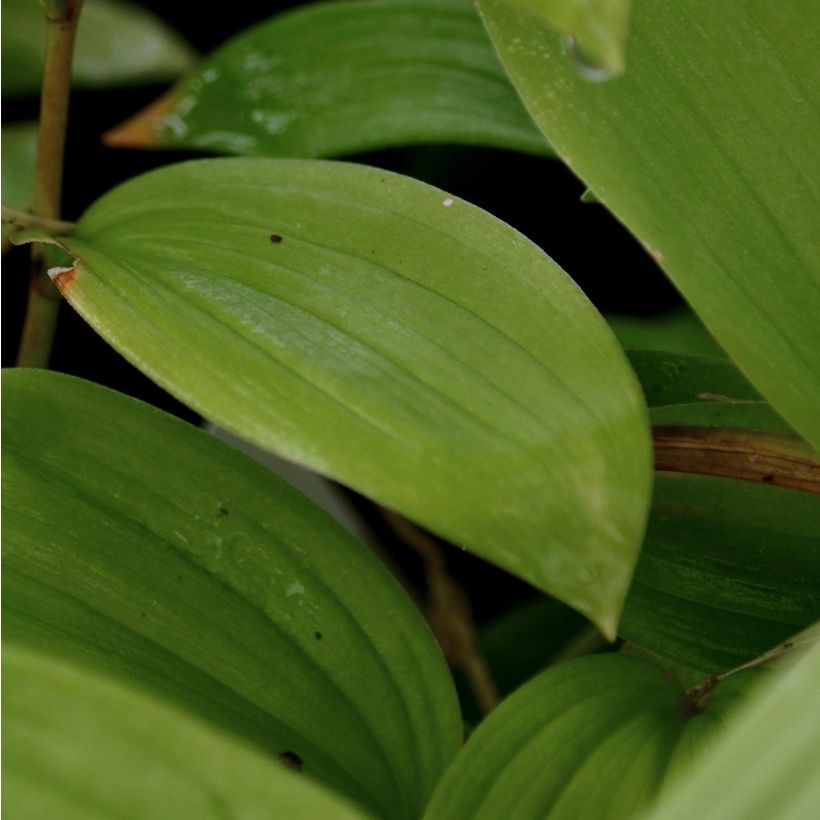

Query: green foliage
[3,369,460,818]
[4,0,819,816]
[478,0,820,451]
[4,646,369,819]
[2,0,196,97]
[426,654,760,819]
[41,157,652,635]
[106,0,550,158]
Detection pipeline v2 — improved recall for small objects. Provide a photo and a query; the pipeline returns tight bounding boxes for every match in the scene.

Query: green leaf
[40,157,652,636]
[622,473,820,674]
[649,402,792,435]
[1,122,38,246]
[626,351,760,408]
[2,369,460,819]
[3,0,196,97]
[645,639,820,820]
[509,0,632,78]
[425,653,761,820]
[478,0,820,451]
[3,645,369,820]
[607,309,725,359]
[104,0,549,158]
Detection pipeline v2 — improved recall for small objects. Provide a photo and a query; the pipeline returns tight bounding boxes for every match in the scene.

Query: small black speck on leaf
[270,234,283,243]
[314,631,323,640]
[217,506,229,517]
[279,751,303,771]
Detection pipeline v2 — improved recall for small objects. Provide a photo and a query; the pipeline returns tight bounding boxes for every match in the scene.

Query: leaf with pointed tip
[478,0,820,451]
[37,156,652,636]
[622,473,820,675]
[645,639,820,820]
[3,0,196,98]
[105,0,549,159]
[3,646,370,820]
[2,369,460,819]
[425,654,760,820]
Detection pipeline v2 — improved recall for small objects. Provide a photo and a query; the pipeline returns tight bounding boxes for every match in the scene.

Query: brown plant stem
[379,508,500,715]
[16,0,83,368]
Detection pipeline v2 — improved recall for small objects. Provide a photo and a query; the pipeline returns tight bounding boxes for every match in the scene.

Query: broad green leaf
[478,0,820,451]
[626,351,759,408]
[39,157,652,636]
[510,0,631,78]
[2,369,460,819]
[104,0,549,158]
[607,309,725,359]
[3,0,196,97]
[645,640,820,820]
[4,646,369,820]
[1,122,38,246]
[622,473,820,674]
[425,654,760,820]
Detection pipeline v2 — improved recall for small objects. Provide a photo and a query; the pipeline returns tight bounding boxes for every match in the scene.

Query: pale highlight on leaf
[42,157,651,636]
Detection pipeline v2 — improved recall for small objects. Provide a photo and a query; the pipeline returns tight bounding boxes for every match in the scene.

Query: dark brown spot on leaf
[314,631,323,640]
[217,506,229,517]
[278,751,303,771]
[270,234,282,243]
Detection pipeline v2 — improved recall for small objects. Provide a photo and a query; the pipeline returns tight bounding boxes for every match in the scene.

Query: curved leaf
[478,0,820,451]
[622,473,820,674]
[649,402,792,435]
[425,654,760,820]
[40,157,652,635]
[105,0,549,158]
[3,646,369,820]
[2,369,460,819]
[3,0,196,98]
[645,640,820,820]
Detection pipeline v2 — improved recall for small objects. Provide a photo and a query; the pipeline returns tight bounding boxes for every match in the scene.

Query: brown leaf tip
[48,264,78,294]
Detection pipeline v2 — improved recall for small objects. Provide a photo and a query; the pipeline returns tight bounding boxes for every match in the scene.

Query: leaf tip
[102,90,177,149]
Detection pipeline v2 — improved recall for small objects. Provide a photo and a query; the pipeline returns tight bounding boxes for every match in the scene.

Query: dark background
[3,0,681,622]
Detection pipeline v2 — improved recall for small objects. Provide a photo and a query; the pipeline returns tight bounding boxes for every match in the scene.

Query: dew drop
[562,36,616,83]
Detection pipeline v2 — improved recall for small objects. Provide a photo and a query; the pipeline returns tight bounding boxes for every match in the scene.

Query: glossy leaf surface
[106,0,549,158]
[646,640,820,820]
[44,157,652,635]
[478,0,820,451]
[426,654,759,820]
[4,646,369,820]
[2,369,460,819]
[3,0,196,97]
[622,473,820,674]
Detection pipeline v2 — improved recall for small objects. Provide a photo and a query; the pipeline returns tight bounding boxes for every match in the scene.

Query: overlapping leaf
[4,646,369,820]
[622,473,820,674]
[36,157,652,635]
[3,0,195,97]
[105,0,549,158]
[2,369,460,819]
[425,654,760,819]
[645,640,820,820]
[478,0,820,451]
